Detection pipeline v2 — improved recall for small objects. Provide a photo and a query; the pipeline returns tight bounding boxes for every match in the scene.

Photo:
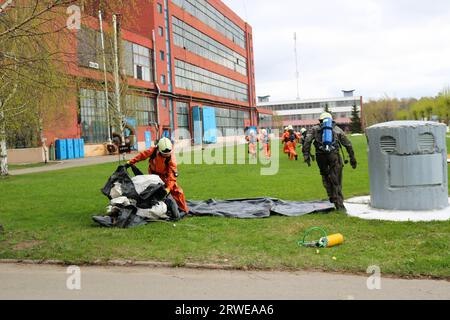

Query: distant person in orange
[126,137,189,213]
[283,125,300,161]
[282,127,290,156]
[260,129,271,159]
[246,130,258,159]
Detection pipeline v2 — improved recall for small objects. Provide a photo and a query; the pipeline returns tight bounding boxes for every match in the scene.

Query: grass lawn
[0,136,449,279]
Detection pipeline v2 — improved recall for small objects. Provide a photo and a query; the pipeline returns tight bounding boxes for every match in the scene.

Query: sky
[222,0,450,101]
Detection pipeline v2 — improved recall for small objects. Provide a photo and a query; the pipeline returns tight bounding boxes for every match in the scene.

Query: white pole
[98,10,112,144]
[113,14,125,146]
[294,32,300,100]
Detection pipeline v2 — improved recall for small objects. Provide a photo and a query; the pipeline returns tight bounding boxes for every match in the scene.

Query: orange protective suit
[129,146,189,213]
[246,135,258,158]
[283,131,300,161]
[282,131,289,154]
[261,134,271,159]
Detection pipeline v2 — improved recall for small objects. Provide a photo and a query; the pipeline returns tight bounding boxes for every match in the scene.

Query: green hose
[298,227,328,248]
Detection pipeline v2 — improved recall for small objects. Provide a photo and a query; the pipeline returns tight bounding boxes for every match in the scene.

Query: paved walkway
[9,154,136,176]
[8,142,232,176]
[0,264,448,300]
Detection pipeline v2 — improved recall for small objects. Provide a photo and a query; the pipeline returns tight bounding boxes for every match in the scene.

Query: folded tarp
[186,198,335,219]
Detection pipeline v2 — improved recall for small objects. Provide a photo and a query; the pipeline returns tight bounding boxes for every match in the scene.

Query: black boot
[295,155,298,161]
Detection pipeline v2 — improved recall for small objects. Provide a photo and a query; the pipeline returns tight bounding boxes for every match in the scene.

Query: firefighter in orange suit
[126,137,189,213]
[282,127,290,156]
[283,125,300,161]
[246,130,258,158]
[260,129,271,159]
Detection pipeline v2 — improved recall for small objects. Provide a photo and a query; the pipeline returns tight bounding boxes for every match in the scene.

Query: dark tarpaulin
[94,165,180,228]
[186,198,335,219]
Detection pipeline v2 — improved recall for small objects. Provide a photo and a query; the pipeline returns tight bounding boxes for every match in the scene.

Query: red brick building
[41,0,258,157]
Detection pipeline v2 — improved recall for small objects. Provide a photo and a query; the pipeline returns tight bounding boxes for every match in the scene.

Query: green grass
[0,136,449,279]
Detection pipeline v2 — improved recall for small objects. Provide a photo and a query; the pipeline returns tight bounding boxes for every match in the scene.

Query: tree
[436,87,450,125]
[0,0,145,176]
[361,95,399,127]
[350,104,362,133]
[0,1,75,176]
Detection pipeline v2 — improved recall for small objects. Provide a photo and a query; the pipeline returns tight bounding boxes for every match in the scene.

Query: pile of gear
[92,164,181,228]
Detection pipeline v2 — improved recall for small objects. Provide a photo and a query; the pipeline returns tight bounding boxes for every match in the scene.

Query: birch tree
[0,0,145,175]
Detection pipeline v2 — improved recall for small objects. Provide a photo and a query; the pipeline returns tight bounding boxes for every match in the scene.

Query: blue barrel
[55,139,67,160]
[66,139,75,159]
[79,139,85,158]
[73,139,80,158]
[322,117,333,149]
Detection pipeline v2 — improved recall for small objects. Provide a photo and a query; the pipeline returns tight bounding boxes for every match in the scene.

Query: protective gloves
[350,157,357,169]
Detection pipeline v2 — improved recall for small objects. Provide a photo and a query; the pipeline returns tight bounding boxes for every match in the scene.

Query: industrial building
[257,91,363,132]
[8,0,260,162]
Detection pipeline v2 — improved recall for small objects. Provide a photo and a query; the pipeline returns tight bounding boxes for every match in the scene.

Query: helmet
[301,128,307,134]
[319,112,333,121]
[157,137,173,154]
[261,129,267,135]
[284,127,289,131]
[287,125,293,131]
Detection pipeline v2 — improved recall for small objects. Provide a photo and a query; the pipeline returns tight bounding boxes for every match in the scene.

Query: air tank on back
[322,117,334,152]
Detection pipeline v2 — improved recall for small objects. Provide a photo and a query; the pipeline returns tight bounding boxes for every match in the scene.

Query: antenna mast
[294,32,300,100]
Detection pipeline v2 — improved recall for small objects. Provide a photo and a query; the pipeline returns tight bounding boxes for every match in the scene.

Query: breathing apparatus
[319,113,333,152]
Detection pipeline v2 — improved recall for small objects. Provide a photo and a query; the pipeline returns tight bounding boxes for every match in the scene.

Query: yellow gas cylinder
[320,233,344,248]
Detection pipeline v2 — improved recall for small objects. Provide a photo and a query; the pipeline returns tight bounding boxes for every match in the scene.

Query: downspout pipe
[152,29,161,141]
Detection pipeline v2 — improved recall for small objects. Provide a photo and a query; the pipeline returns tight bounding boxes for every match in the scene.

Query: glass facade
[171,0,246,49]
[215,107,249,136]
[176,101,190,139]
[263,99,361,111]
[77,26,152,82]
[132,43,152,81]
[258,114,273,128]
[172,17,247,75]
[174,59,248,102]
[125,94,157,126]
[80,88,156,143]
[79,89,109,144]
[133,43,153,81]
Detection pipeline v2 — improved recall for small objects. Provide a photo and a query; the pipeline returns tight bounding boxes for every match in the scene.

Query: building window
[176,101,189,138]
[126,94,156,126]
[158,26,164,37]
[174,59,248,102]
[161,98,167,108]
[172,17,247,76]
[161,74,166,85]
[79,89,109,144]
[215,107,249,136]
[132,43,151,81]
[171,0,246,49]
[157,3,163,13]
[160,50,165,61]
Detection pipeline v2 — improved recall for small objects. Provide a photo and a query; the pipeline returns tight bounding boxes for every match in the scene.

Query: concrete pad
[345,196,450,222]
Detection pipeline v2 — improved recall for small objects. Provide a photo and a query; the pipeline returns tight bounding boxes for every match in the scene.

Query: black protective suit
[302,123,357,210]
